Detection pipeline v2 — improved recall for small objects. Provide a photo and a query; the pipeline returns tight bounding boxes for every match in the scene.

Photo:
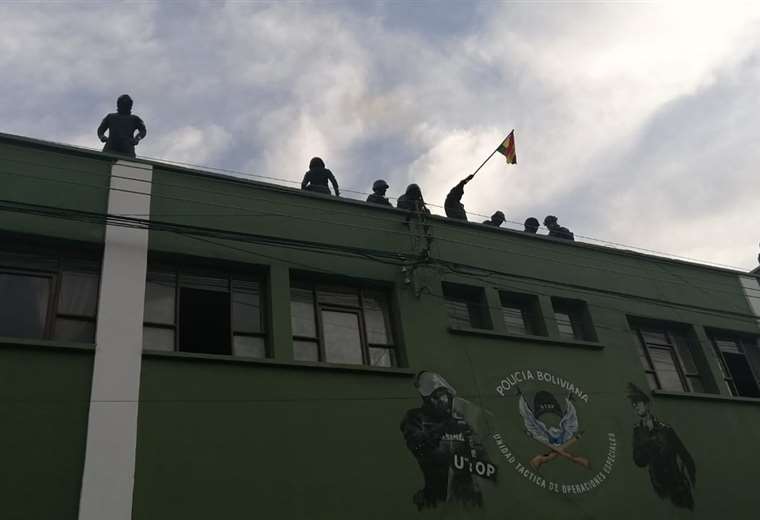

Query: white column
[78,160,152,520]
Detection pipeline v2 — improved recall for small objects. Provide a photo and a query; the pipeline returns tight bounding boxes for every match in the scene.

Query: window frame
[143,264,268,358]
[707,330,760,398]
[632,322,705,393]
[551,297,596,341]
[290,281,397,367]
[442,282,492,330]
[0,253,100,343]
[499,290,544,336]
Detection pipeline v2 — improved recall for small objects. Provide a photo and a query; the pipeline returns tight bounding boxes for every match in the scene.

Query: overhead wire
[1,150,751,272]
[1,163,759,300]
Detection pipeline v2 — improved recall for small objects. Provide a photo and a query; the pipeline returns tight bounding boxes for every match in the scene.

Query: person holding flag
[444,174,475,221]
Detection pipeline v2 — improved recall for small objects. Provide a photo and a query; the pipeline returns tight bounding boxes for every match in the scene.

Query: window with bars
[442,282,491,330]
[551,297,596,341]
[143,267,266,358]
[0,247,100,343]
[499,291,544,336]
[630,320,713,393]
[707,331,760,398]
[290,282,397,367]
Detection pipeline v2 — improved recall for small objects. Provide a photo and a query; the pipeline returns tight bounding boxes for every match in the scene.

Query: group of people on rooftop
[96,94,574,241]
[302,156,575,240]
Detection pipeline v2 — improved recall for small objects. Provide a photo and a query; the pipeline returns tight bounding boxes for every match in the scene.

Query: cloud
[1,2,759,269]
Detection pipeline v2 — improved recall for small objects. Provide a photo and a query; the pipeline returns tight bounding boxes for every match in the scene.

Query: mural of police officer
[627,382,697,510]
[400,371,494,511]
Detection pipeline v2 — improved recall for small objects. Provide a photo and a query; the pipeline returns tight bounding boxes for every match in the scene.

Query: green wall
[0,343,94,520]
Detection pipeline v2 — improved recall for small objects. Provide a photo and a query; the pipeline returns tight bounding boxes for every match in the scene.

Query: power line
[1,150,752,271]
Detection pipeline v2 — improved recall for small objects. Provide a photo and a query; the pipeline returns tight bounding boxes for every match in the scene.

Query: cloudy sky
[2,1,760,270]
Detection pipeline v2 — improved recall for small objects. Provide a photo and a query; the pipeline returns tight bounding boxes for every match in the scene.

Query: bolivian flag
[497,130,517,164]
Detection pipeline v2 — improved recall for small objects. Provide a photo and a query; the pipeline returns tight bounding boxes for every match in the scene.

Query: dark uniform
[366,193,391,206]
[444,181,468,221]
[97,95,146,158]
[301,157,339,196]
[397,184,430,214]
[633,418,696,510]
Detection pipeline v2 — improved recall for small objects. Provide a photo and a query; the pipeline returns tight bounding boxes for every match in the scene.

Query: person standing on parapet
[97,94,147,158]
[544,215,574,241]
[301,157,340,196]
[397,184,430,214]
[366,179,392,206]
[482,211,505,227]
[444,174,475,221]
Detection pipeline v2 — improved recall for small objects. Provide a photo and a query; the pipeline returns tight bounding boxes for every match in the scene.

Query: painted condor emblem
[517,389,590,470]
[492,369,617,496]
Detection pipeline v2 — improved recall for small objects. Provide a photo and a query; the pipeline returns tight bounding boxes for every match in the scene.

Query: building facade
[1,132,760,519]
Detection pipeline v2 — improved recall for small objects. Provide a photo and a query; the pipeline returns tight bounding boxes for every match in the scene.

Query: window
[499,291,544,336]
[551,297,596,341]
[290,282,397,367]
[630,320,713,393]
[0,247,99,343]
[707,331,760,398]
[143,267,266,358]
[442,282,491,330]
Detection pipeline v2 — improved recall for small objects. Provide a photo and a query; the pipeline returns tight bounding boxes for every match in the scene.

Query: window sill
[142,349,416,377]
[0,335,95,353]
[448,326,604,350]
[653,389,760,405]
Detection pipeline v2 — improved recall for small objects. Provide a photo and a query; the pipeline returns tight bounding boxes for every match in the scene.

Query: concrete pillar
[78,160,152,520]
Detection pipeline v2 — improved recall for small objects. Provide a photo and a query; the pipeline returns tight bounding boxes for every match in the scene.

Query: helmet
[415,371,456,398]
[492,211,505,222]
[372,179,389,191]
[543,215,558,226]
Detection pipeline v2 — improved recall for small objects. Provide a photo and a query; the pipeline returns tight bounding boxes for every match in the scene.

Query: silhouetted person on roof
[397,184,430,214]
[544,215,574,241]
[524,217,539,234]
[301,157,340,196]
[97,94,146,158]
[367,179,392,206]
[482,211,505,227]
[444,174,475,221]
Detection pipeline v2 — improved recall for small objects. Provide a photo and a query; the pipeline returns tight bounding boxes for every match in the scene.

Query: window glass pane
[640,329,670,346]
[145,273,176,325]
[180,274,228,292]
[322,310,363,365]
[57,271,99,317]
[723,352,760,397]
[446,299,472,328]
[143,326,175,351]
[53,318,95,343]
[637,341,653,370]
[369,347,394,367]
[555,311,575,338]
[645,372,659,390]
[649,348,685,391]
[673,337,698,374]
[0,273,50,338]
[290,288,316,337]
[503,306,528,334]
[715,338,741,354]
[232,280,261,333]
[364,292,390,345]
[293,340,319,362]
[318,286,360,307]
[233,335,266,358]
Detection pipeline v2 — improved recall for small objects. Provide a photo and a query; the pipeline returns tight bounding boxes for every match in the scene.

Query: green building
[1,132,759,519]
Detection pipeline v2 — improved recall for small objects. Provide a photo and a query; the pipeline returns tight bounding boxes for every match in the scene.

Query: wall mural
[626,383,697,511]
[400,371,497,511]
[492,369,617,496]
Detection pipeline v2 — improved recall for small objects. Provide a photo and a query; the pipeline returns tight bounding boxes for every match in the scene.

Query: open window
[707,330,760,398]
[442,282,491,330]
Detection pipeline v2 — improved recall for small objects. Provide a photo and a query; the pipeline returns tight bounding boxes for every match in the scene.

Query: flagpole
[469,147,499,178]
